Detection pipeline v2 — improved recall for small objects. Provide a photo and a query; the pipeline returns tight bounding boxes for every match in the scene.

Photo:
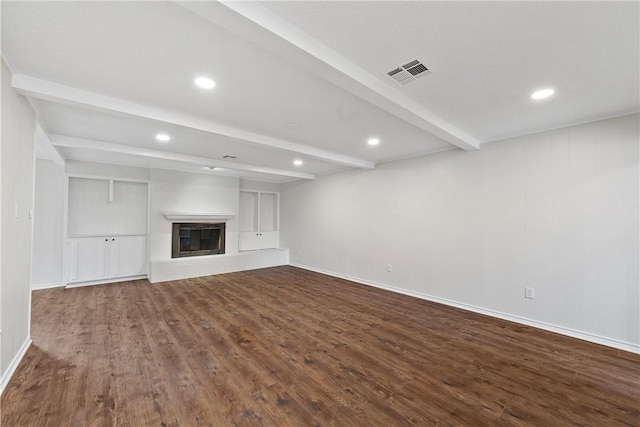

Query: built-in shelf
[163,212,235,222]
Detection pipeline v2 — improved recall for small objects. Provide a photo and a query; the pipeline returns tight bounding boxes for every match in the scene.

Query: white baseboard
[32,281,64,290]
[65,274,147,289]
[290,263,640,354]
[0,337,32,396]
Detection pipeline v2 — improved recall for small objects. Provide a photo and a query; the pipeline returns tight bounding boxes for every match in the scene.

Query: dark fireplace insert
[172,222,225,258]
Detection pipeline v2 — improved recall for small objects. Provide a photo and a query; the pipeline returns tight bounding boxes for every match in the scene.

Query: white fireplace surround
[163,212,235,222]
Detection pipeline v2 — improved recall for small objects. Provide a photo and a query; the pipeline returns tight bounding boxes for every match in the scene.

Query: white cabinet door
[239,231,278,250]
[68,235,146,284]
[70,237,108,282]
[112,236,147,278]
[259,231,279,250]
[239,231,260,251]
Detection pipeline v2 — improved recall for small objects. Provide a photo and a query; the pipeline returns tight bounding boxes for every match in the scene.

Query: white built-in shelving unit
[65,176,149,287]
[238,190,279,251]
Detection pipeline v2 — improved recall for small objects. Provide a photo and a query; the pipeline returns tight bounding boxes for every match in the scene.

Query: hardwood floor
[2,266,639,426]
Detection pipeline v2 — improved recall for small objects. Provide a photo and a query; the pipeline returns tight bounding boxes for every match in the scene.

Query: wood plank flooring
[2,266,639,426]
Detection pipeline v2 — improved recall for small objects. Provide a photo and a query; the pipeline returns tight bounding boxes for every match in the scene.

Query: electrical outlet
[386,264,393,272]
[525,287,535,299]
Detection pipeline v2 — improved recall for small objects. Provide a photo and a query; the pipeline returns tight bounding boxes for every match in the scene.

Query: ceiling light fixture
[286,122,300,129]
[531,88,554,100]
[155,133,170,142]
[367,138,380,146]
[195,76,216,89]
[293,159,303,166]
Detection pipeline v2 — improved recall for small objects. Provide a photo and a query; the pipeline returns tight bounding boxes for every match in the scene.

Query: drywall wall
[280,113,639,351]
[149,169,288,282]
[31,159,65,289]
[149,169,241,261]
[1,60,36,392]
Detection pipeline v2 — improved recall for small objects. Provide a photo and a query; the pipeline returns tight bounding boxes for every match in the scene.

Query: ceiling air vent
[386,59,431,86]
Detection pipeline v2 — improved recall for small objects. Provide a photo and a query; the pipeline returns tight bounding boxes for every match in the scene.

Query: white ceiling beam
[35,122,65,165]
[178,1,480,151]
[12,74,374,169]
[50,135,316,180]
[61,152,288,184]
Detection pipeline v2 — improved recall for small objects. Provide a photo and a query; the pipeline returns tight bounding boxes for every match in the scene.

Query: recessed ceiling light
[204,166,216,170]
[367,138,380,146]
[194,76,216,89]
[293,159,303,166]
[286,122,300,129]
[531,88,554,100]
[156,133,170,142]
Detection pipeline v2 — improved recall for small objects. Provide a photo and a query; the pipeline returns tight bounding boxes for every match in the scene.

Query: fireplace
[172,223,225,258]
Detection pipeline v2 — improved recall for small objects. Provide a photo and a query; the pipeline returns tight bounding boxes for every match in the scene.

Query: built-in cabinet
[239,190,279,251]
[68,235,146,283]
[65,176,149,286]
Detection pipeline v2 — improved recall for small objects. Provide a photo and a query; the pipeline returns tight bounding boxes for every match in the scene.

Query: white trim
[66,172,149,184]
[28,125,37,372]
[0,337,32,396]
[65,274,148,289]
[163,212,235,222]
[239,188,280,195]
[290,263,640,354]
[31,281,64,290]
[67,233,147,239]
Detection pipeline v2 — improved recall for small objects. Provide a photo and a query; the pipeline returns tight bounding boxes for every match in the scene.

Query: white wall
[1,60,36,392]
[149,169,289,282]
[280,113,639,352]
[31,159,65,289]
[149,169,240,261]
